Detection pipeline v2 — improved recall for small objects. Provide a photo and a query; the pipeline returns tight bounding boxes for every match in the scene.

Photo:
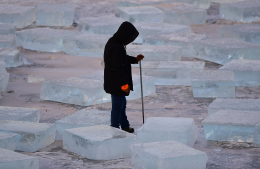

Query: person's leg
[120,96,130,129]
[110,94,125,128]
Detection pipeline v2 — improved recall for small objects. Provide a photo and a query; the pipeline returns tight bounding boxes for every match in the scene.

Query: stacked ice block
[36,3,75,26]
[0,132,18,150]
[0,35,15,48]
[0,48,23,68]
[0,24,16,35]
[194,38,260,65]
[191,70,235,98]
[154,3,207,25]
[130,141,208,169]
[115,6,164,23]
[144,32,207,57]
[0,61,9,92]
[63,33,110,57]
[63,125,139,160]
[137,117,197,147]
[220,0,260,23]
[55,109,110,140]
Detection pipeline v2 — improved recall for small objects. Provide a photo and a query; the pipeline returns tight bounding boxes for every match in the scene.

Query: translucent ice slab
[0,48,23,68]
[63,33,110,57]
[220,1,260,23]
[115,6,164,23]
[0,5,36,29]
[0,120,55,152]
[0,35,15,49]
[16,28,77,52]
[0,106,40,122]
[78,15,124,35]
[0,73,9,92]
[0,148,39,169]
[191,70,235,98]
[154,3,207,25]
[202,110,260,144]
[55,109,110,140]
[144,32,207,57]
[195,38,260,65]
[0,60,6,73]
[63,125,139,160]
[0,132,18,150]
[130,141,208,169]
[0,24,16,35]
[36,3,75,26]
[137,117,197,146]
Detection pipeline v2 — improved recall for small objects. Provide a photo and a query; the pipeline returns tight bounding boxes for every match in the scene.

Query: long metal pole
[139,60,144,124]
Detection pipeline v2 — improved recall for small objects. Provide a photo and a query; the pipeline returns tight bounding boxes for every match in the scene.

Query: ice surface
[191,70,235,98]
[36,3,75,26]
[220,1,260,23]
[0,73,9,92]
[137,117,197,146]
[0,24,16,35]
[0,120,55,152]
[0,106,40,122]
[0,48,23,68]
[154,3,207,25]
[27,75,45,83]
[202,110,260,144]
[63,125,139,160]
[78,15,124,35]
[0,148,39,169]
[115,6,164,23]
[218,24,260,45]
[16,28,77,52]
[0,35,15,49]
[195,38,260,65]
[63,33,110,57]
[0,132,18,150]
[130,141,208,169]
[144,32,207,57]
[0,5,36,29]
[55,109,110,140]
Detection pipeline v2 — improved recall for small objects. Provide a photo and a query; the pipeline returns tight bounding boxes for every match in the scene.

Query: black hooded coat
[103,22,139,96]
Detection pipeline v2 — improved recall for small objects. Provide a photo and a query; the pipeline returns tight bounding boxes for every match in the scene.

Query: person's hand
[121,84,130,94]
[136,54,144,62]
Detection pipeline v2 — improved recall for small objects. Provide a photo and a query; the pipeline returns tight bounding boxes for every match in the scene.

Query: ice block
[0,60,6,73]
[0,23,16,35]
[0,48,23,68]
[27,75,45,83]
[0,132,18,150]
[0,35,15,49]
[0,73,9,92]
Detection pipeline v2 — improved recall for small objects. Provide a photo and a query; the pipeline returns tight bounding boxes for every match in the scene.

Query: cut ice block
[36,3,75,26]
[0,148,39,169]
[218,24,260,45]
[16,28,77,52]
[191,70,235,98]
[78,15,124,35]
[0,106,40,122]
[220,1,260,23]
[202,110,260,144]
[0,60,6,73]
[0,132,18,150]
[63,33,110,57]
[195,38,260,65]
[0,73,9,92]
[144,32,207,57]
[0,48,23,68]
[0,35,15,49]
[154,3,207,25]
[0,5,36,29]
[220,59,260,87]
[115,6,164,23]
[0,120,55,152]
[55,109,110,140]
[63,125,139,160]
[137,117,197,146]
[130,141,208,169]
[0,24,16,35]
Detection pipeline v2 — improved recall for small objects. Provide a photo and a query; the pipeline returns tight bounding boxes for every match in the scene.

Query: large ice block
[16,28,77,52]
[195,38,260,65]
[220,1,260,23]
[78,15,124,35]
[218,24,260,45]
[0,120,55,152]
[0,24,16,35]
[137,117,197,146]
[55,109,110,140]
[0,48,23,68]
[0,73,9,92]
[0,132,18,150]
[202,110,260,144]
[0,35,15,49]
[63,33,110,57]
[0,106,40,122]
[63,125,139,160]
[191,70,235,98]
[130,141,208,169]
[0,148,39,169]
[144,32,207,57]
[115,6,164,23]
[154,3,207,25]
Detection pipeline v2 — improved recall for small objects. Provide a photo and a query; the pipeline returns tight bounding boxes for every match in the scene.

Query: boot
[122,127,134,133]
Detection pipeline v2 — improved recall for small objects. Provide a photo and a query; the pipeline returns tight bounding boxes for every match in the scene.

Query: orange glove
[136,54,144,62]
[121,84,130,94]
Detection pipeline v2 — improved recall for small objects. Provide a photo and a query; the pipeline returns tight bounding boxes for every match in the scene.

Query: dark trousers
[110,94,129,129]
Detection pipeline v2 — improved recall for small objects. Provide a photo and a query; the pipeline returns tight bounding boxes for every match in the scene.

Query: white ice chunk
[27,75,45,83]
[0,132,18,150]
[0,73,9,92]
[0,35,15,49]
[0,48,23,68]
[130,141,208,169]
[63,125,139,160]
[137,117,197,146]
[0,23,16,35]
[191,70,235,98]
[55,109,110,140]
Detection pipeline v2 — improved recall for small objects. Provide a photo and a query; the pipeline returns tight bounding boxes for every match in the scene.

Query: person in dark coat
[103,21,144,133]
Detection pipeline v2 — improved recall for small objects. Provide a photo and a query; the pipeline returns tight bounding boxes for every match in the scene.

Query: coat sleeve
[126,55,138,64]
[112,48,128,86]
